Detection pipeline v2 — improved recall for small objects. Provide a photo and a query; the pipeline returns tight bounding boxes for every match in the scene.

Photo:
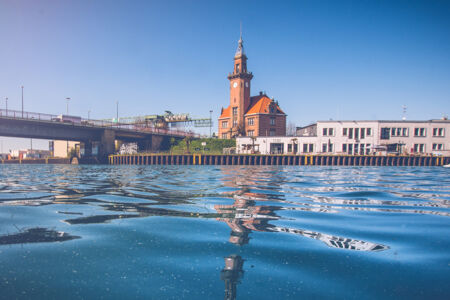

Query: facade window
[269,129,276,136]
[361,128,365,139]
[348,144,353,155]
[288,144,292,153]
[342,143,347,153]
[222,121,228,128]
[367,128,372,136]
[236,64,240,73]
[302,144,314,153]
[247,130,254,137]
[381,128,390,140]
[221,133,227,139]
[354,143,359,154]
[248,118,254,126]
[232,107,238,116]
[343,128,348,136]
[365,144,371,155]
[413,144,425,153]
[270,117,276,125]
[414,128,426,137]
[432,143,444,150]
[433,128,444,137]
[232,120,238,127]
[323,128,334,136]
[348,128,354,139]
[322,143,327,152]
[360,144,364,154]
[390,127,409,137]
[355,128,360,140]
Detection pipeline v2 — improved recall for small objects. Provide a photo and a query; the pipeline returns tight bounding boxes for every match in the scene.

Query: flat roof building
[237,119,450,156]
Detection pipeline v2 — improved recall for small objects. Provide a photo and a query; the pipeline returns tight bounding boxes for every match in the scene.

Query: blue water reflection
[0,165,449,299]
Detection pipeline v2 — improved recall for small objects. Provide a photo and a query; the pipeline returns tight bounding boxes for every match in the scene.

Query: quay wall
[1,158,70,164]
[109,154,450,167]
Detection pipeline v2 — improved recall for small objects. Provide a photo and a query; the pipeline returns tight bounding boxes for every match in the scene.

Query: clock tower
[227,35,253,136]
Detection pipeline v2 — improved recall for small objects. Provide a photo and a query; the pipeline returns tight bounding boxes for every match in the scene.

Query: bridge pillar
[137,139,152,152]
[99,129,115,163]
[150,135,170,152]
[83,141,92,157]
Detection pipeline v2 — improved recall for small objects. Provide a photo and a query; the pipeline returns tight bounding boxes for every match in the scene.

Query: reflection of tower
[221,255,244,300]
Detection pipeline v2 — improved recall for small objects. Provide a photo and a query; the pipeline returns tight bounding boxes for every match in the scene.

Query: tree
[286,121,296,136]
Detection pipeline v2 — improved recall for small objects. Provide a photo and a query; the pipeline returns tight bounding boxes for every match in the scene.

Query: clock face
[233,82,238,88]
[245,82,249,88]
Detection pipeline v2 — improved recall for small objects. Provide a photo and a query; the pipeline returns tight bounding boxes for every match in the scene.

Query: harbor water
[0,165,449,299]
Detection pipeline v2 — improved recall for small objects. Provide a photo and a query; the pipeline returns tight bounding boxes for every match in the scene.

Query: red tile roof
[245,95,285,115]
[219,106,231,119]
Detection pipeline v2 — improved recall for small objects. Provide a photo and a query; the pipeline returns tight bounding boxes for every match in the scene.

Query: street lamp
[21,86,24,117]
[116,101,119,123]
[209,110,213,137]
[66,97,71,115]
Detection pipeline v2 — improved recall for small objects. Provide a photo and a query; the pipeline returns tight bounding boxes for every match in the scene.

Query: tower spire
[235,22,245,57]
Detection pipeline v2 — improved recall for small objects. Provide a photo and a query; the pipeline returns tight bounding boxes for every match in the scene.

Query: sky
[1,0,449,151]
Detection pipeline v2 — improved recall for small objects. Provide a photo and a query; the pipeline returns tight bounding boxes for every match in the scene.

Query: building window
[269,129,276,136]
[342,143,347,153]
[414,128,426,137]
[367,128,372,136]
[247,130,254,137]
[360,144,364,154]
[433,128,444,137]
[322,143,333,152]
[302,144,314,153]
[354,143,359,154]
[232,120,238,127]
[360,128,365,139]
[322,143,327,152]
[221,133,227,139]
[248,118,254,126]
[343,128,348,136]
[390,127,409,137]
[381,128,390,140]
[323,128,334,136]
[270,117,276,125]
[222,121,228,128]
[236,64,240,73]
[413,144,425,153]
[432,143,443,150]
[365,144,371,155]
[348,144,353,154]
[348,128,354,139]
[288,144,292,153]
[402,128,408,136]
[232,107,238,116]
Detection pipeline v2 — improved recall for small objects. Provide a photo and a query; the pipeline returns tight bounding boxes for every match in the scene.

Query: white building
[236,119,450,156]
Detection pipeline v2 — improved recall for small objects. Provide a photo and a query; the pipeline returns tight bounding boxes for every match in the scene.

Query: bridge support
[137,135,171,152]
[99,129,115,163]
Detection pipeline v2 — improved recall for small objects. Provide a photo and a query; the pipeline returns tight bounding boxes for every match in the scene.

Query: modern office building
[236,119,450,156]
[218,35,286,139]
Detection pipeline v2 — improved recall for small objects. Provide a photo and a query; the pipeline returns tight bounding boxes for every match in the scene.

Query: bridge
[0,109,199,162]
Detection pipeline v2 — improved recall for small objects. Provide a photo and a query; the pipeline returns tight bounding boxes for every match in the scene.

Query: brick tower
[226,35,253,136]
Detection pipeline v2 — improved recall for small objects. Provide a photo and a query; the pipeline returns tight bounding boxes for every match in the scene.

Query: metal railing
[0,109,200,138]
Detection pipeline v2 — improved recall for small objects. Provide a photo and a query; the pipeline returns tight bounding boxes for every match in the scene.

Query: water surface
[0,165,449,299]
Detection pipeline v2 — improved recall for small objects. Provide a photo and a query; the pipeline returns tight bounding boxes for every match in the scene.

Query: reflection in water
[1,165,449,299]
[216,192,388,251]
[221,255,244,300]
[0,228,80,245]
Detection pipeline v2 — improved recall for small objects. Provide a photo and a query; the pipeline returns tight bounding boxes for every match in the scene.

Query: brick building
[218,35,286,139]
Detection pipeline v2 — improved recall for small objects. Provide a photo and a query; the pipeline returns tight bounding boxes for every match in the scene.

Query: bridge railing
[0,109,200,138]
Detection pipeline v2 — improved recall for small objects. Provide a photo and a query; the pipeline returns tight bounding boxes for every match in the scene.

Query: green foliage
[169,138,235,154]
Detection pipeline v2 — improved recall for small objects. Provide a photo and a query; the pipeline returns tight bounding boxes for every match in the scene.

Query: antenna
[240,21,242,39]
[402,105,407,120]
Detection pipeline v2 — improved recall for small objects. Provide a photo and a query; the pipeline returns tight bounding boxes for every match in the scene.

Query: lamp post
[66,97,71,115]
[116,101,119,123]
[209,110,213,137]
[21,86,24,117]
[4,97,7,115]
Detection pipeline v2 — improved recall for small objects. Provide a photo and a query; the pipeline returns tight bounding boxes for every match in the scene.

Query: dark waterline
[0,165,449,299]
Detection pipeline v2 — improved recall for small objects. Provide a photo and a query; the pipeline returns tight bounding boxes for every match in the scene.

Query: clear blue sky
[1,0,449,151]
